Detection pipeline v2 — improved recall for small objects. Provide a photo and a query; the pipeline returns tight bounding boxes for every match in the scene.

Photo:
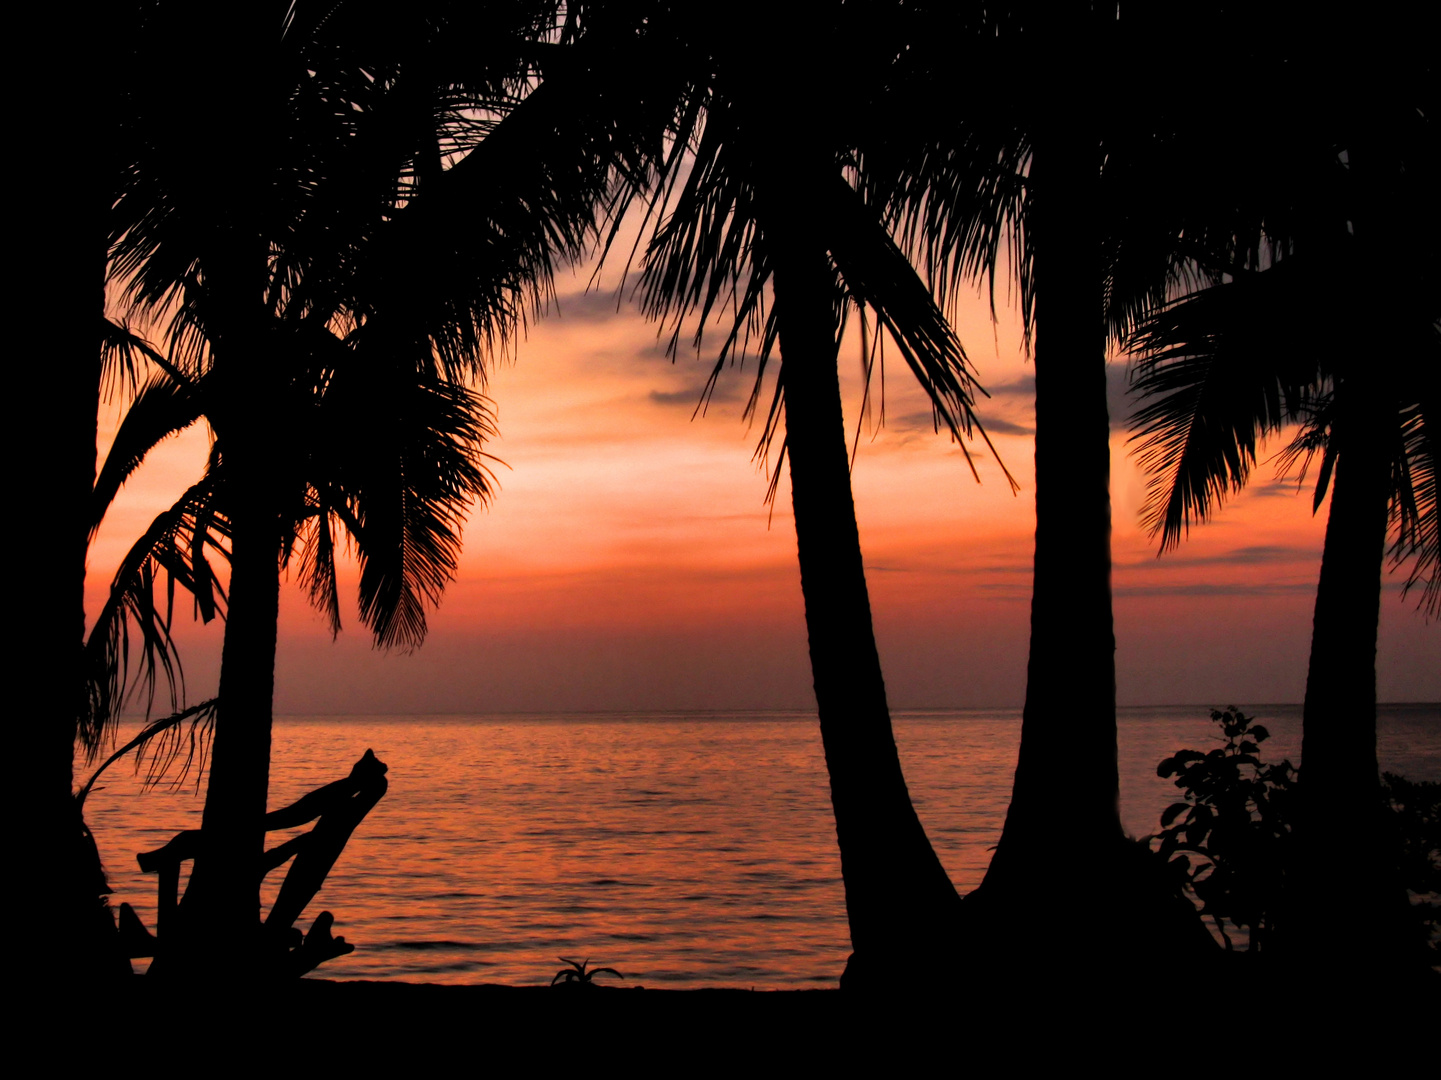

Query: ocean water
[81,704,1439,988]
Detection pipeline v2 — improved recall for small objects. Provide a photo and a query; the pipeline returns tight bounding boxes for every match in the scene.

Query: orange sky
[89,262,1439,714]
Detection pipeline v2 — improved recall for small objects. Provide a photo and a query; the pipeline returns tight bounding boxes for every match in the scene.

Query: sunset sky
[89,258,1440,715]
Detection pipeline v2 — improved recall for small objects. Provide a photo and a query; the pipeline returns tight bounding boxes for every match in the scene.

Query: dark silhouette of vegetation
[77,700,221,810]
[33,0,1436,994]
[613,3,1017,986]
[21,7,214,980]
[82,0,988,991]
[551,958,625,987]
[1152,708,1298,953]
[1152,709,1439,968]
[857,4,1247,970]
[1126,4,1437,978]
[1381,773,1441,967]
[105,3,566,976]
[96,0,702,979]
[122,750,390,977]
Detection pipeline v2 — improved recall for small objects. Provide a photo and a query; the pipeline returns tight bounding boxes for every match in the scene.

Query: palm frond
[298,347,498,651]
[92,368,206,541]
[99,317,177,404]
[1271,391,1336,511]
[353,14,687,386]
[825,177,1013,490]
[76,698,220,809]
[1128,270,1326,551]
[81,473,230,756]
[635,85,1012,487]
[1390,340,1440,614]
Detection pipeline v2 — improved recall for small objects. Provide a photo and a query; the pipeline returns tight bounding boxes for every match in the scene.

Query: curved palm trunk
[1290,369,1413,975]
[771,235,963,988]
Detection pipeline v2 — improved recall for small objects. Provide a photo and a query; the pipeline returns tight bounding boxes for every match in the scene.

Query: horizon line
[108,700,1440,721]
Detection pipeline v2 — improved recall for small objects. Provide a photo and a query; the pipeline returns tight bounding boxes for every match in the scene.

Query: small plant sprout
[551,957,624,988]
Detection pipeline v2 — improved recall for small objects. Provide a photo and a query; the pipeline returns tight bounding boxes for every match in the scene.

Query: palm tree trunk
[24,153,129,980]
[988,137,1120,872]
[965,129,1209,969]
[1291,369,1412,975]
[975,130,1129,907]
[168,427,281,978]
[770,234,963,988]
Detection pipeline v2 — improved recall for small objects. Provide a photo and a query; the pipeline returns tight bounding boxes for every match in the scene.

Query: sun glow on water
[82,705,1437,986]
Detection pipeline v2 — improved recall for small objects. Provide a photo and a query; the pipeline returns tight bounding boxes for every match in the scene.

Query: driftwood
[127,749,388,976]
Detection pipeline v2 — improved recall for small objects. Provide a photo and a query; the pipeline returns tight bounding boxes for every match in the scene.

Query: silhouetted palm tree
[22,2,165,980]
[106,0,687,974]
[619,4,1014,985]
[861,2,1260,968]
[1128,47,1437,974]
[107,2,586,973]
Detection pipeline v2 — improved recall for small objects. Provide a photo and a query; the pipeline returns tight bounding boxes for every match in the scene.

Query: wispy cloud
[1116,582,1318,598]
[1117,543,1319,571]
[971,360,1140,431]
[547,286,639,325]
[648,377,747,409]
[983,376,1035,398]
[978,417,1034,437]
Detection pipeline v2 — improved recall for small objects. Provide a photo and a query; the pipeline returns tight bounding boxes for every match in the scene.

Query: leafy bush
[1151,707,1298,951]
[1152,708,1441,962]
[1381,772,1441,964]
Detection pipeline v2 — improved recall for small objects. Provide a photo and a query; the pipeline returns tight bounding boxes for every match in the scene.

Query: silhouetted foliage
[1154,710,1440,963]
[551,957,624,987]
[76,699,220,810]
[104,3,568,964]
[132,750,389,977]
[600,1,1014,980]
[1152,708,1298,951]
[1123,6,1436,972]
[82,321,223,754]
[1381,772,1441,964]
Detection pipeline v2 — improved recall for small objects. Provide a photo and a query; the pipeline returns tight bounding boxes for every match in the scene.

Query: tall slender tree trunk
[1284,136,1422,979]
[23,59,129,976]
[991,134,1120,869]
[965,122,1210,970]
[165,367,282,979]
[28,215,125,982]
[770,231,963,989]
[974,131,1126,892]
[1289,367,1413,976]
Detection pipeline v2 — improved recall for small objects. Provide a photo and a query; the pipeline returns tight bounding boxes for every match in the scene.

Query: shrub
[1151,707,1297,951]
[1380,772,1441,964]
[1152,708,1440,963]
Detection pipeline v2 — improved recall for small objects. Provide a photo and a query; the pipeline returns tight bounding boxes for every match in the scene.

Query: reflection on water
[80,705,1439,988]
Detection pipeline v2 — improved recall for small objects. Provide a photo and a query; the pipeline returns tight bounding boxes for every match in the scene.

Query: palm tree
[1127,67,1438,975]
[106,0,684,973]
[613,4,1017,985]
[20,1,167,980]
[857,2,1269,967]
[106,2,575,973]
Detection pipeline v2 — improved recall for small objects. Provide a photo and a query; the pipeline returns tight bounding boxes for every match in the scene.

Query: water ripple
[85,705,1436,987]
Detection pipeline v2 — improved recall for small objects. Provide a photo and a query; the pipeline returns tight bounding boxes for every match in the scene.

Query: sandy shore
[62,969,1437,1067]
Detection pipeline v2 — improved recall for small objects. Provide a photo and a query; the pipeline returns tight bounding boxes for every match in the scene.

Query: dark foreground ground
[57,968,1438,1069]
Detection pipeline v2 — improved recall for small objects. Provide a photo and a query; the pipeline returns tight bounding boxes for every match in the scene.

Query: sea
[81,704,1439,988]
